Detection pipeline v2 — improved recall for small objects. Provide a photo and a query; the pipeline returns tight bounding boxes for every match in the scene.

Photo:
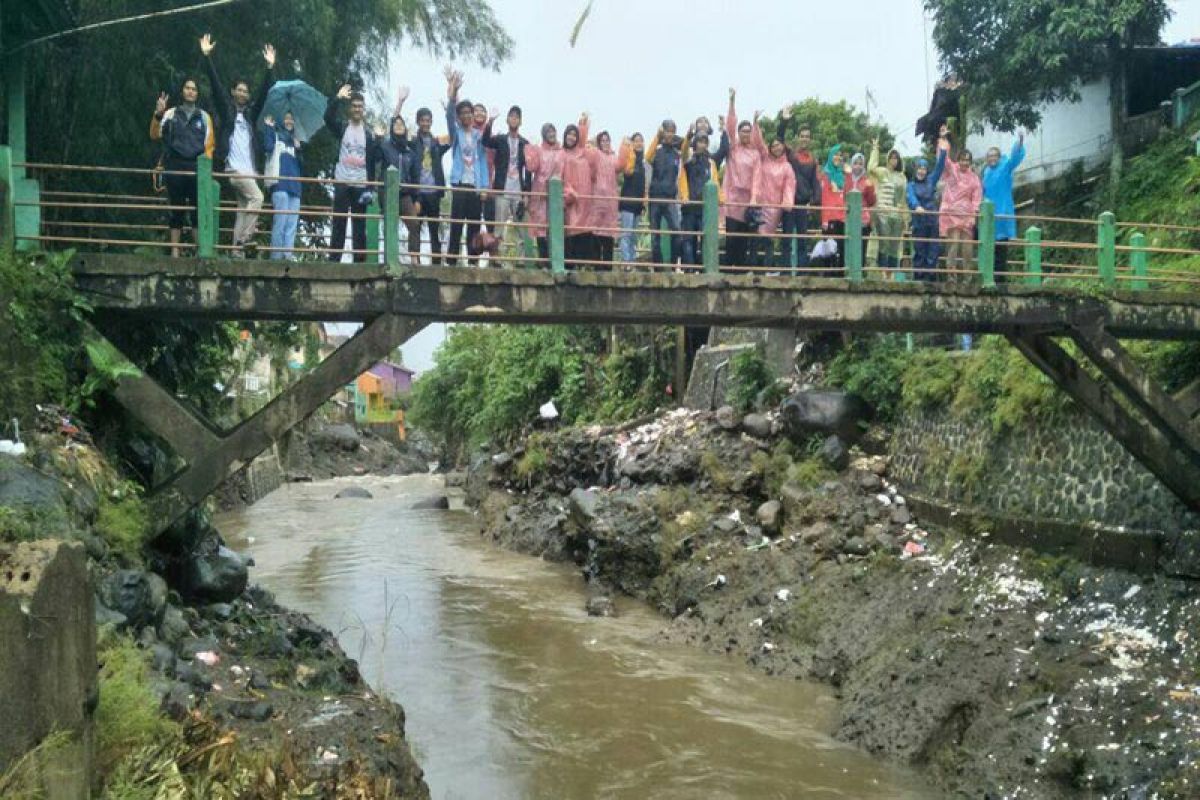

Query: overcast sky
[379,0,1200,373]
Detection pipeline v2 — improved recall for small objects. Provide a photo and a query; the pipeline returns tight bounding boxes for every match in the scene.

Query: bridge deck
[72,254,1200,339]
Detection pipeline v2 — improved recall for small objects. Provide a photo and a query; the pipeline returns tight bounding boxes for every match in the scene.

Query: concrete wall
[969,79,1114,188]
[889,409,1200,534]
[0,540,96,798]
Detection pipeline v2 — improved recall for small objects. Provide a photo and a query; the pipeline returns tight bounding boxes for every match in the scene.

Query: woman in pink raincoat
[721,87,762,269]
[524,123,564,264]
[937,132,981,282]
[751,131,796,268]
[589,130,628,268]
[560,114,601,268]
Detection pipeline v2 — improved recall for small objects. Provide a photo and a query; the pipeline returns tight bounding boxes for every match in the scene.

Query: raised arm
[645,132,660,164]
[1006,134,1026,176]
[325,86,349,136]
[725,88,738,144]
[444,68,462,143]
[751,114,767,158]
[200,35,230,126]
[393,84,410,121]
[578,114,591,149]
[150,93,168,141]
[929,147,947,186]
[250,44,277,120]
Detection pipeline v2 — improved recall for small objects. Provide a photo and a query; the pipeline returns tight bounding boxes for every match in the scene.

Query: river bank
[0,416,430,798]
[468,406,1200,798]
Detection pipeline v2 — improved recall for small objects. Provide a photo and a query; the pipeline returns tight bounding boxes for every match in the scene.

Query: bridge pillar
[90,314,428,532]
[1009,329,1200,512]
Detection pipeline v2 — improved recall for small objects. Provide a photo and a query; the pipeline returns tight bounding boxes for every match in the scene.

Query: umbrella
[262,80,328,143]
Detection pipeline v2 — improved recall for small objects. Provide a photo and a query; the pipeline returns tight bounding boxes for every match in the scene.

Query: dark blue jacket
[262,125,302,197]
[907,149,947,213]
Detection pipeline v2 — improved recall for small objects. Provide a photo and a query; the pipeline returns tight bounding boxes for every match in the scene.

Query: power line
[5,0,250,55]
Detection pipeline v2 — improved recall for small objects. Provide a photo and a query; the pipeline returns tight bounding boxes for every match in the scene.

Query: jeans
[680,206,703,265]
[269,190,300,260]
[911,212,940,280]
[330,184,369,262]
[781,208,811,269]
[648,200,680,264]
[618,211,639,264]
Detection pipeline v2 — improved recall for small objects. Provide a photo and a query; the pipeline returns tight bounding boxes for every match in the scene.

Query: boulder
[179,546,248,603]
[411,495,450,510]
[890,506,913,526]
[756,500,783,536]
[334,486,373,499]
[585,595,616,617]
[314,424,361,453]
[741,413,772,439]
[842,536,871,556]
[0,454,71,531]
[97,569,168,630]
[157,605,191,645]
[568,488,600,529]
[780,390,869,444]
[818,435,850,471]
[490,453,514,472]
[715,405,741,431]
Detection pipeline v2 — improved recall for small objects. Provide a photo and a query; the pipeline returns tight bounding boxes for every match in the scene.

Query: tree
[923,0,1171,188]
[761,99,894,158]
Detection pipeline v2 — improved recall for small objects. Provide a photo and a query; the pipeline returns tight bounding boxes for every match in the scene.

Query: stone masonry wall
[889,410,1200,534]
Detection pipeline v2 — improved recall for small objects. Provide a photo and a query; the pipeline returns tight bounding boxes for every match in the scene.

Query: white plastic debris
[0,441,26,456]
[761,642,776,653]
[727,509,742,523]
[750,617,764,628]
[319,749,340,764]
[775,588,791,602]
[706,574,727,589]
[194,651,220,666]
[539,400,559,420]
[1123,585,1142,600]
[875,493,893,506]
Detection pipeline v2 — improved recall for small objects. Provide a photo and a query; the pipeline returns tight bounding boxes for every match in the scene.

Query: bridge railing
[6,151,1200,292]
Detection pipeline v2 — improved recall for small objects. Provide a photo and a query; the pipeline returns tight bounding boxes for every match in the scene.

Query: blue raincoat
[982,139,1025,241]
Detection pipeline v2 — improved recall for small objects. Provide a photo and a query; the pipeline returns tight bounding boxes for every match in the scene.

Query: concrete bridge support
[92,314,427,533]
[1009,326,1200,512]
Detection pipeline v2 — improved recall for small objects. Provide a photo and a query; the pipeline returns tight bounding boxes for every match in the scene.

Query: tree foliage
[924,0,1171,132]
[409,325,672,459]
[759,99,894,158]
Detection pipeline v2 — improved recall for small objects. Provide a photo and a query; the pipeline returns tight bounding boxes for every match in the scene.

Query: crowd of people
[150,37,1027,274]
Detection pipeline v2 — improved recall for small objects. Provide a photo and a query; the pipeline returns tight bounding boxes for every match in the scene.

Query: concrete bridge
[70,253,1200,531]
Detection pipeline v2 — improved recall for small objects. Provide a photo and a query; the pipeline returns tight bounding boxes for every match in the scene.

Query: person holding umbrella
[200,34,276,256]
[261,112,302,260]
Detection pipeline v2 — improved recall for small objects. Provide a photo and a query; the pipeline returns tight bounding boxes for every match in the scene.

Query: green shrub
[728,349,773,413]
[900,349,961,411]
[94,635,180,777]
[825,335,909,421]
[94,489,150,562]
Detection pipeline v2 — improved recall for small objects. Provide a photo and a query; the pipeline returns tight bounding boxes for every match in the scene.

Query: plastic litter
[775,588,791,602]
[194,651,220,666]
[761,642,776,653]
[539,400,559,420]
[903,540,927,556]
[875,493,893,506]
[706,574,727,589]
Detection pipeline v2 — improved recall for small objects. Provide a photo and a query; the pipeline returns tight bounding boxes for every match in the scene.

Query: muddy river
[218,475,935,799]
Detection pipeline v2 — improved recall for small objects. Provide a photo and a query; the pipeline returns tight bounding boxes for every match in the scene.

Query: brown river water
[217,475,936,800]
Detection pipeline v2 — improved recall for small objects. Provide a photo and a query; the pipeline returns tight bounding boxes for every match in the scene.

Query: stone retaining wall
[889,409,1200,534]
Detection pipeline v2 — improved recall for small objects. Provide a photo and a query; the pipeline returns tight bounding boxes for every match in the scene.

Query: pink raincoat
[752,130,795,236]
[721,104,762,224]
[524,142,564,239]
[938,147,981,236]
[589,141,627,239]
[561,117,600,235]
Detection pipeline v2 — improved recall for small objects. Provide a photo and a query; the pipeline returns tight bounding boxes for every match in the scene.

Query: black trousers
[330,185,369,262]
[448,184,483,262]
[409,194,443,264]
[565,232,597,269]
[595,235,614,269]
[725,217,755,269]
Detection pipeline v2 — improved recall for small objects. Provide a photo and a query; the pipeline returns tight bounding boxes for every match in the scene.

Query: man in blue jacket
[444,67,490,265]
[982,131,1025,282]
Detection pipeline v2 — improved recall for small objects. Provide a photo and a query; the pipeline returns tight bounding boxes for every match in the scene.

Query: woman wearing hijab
[906,145,947,281]
[868,139,909,277]
[937,131,981,282]
[561,114,601,267]
[524,122,565,263]
[721,88,763,269]
[751,132,796,268]
[589,130,627,268]
[261,111,303,260]
[378,114,417,261]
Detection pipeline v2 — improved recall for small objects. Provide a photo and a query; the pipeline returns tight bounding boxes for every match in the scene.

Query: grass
[94,491,150,562]
[94,634,181,778]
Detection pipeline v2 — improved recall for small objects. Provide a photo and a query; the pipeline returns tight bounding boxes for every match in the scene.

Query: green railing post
[0,145,13,251]
[5,53,27,179]
[1024,226,1042,286]
[977,200,995,288]
[548,177,565,273]
[366,196,381,259]
[845,190,863,282]
[384,166,400,270]
[1098,211,1116,287]
[702,180,719,274]
[196,155,215,257]
[1130,231,1149,291]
